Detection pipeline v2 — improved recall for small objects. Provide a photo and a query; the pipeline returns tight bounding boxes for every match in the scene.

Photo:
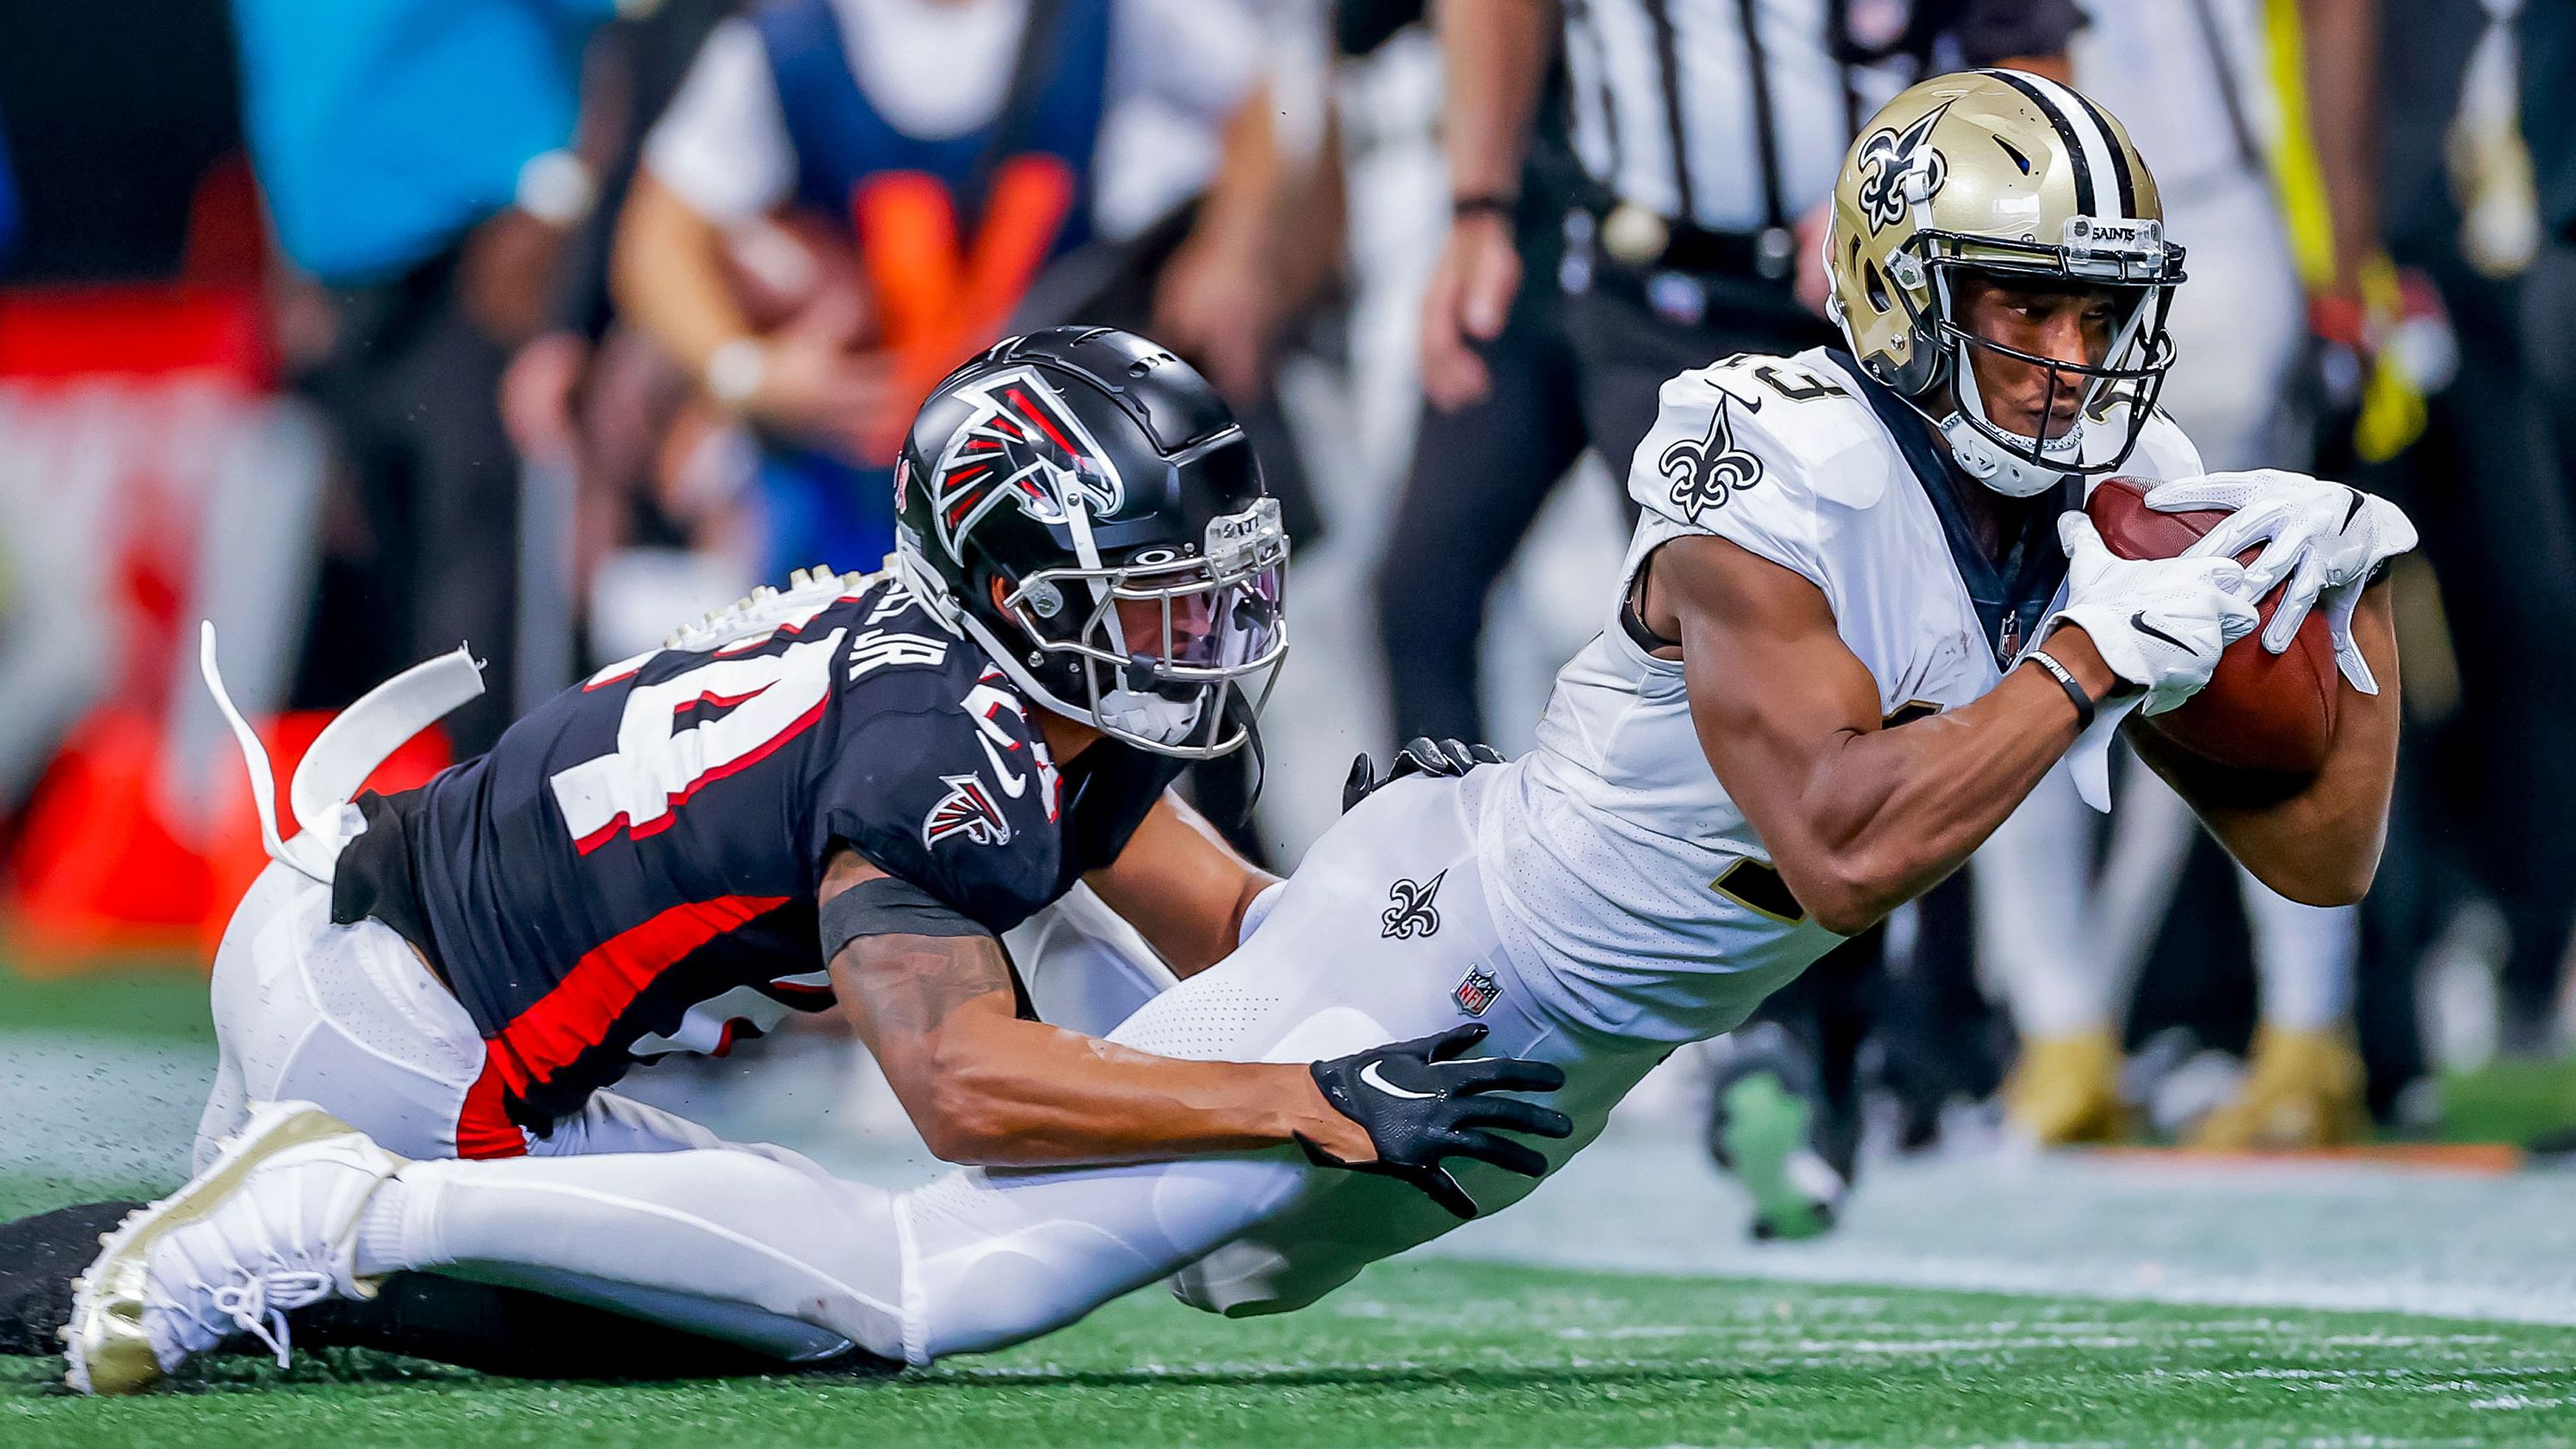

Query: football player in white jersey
[64,70,2415,1389]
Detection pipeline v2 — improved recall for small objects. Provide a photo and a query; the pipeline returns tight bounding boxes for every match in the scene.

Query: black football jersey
[330,572,1181,1150]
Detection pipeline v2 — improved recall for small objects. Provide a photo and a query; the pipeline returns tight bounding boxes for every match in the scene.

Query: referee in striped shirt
[1424,0,2083,474]
[1406,0,2082,1238]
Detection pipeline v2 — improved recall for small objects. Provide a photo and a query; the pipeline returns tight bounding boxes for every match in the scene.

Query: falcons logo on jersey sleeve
[929,366,1127,564]
[923,773,1013,848]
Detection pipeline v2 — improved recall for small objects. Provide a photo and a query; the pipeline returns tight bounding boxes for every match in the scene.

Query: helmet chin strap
[1937,410,2077,497]
[1094,687,1205,747]
[1939,324,2084,498]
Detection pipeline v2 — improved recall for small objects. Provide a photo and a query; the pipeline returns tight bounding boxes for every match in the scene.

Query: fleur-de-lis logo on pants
[1381,871,1445,940]
[1659,398,1765,519]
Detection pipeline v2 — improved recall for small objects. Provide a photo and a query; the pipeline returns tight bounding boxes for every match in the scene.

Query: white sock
[2094,755,2197,987]
[353,1178,413,1279]
[1976,765,2119,1038]
[2240,867,2357,1033]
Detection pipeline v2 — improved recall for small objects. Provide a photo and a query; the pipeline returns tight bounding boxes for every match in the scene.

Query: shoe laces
[195,1268,336,1370]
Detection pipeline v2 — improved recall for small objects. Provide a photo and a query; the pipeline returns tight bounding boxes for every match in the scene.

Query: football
[2083,477,2339,774]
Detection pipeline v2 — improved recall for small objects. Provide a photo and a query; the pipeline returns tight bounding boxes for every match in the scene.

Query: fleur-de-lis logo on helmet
[1659,398,1765,518]
[1855,101,1953,233]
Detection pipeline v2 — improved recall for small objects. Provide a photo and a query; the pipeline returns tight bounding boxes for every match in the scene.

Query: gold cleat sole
[65,1101,365,1395]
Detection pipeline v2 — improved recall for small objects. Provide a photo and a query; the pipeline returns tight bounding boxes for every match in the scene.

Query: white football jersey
[1472,348,2202,1045]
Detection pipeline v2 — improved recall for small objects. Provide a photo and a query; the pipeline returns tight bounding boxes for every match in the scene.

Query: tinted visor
[1112,561,1285,674]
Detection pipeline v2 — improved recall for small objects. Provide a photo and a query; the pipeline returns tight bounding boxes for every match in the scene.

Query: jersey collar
[1826,348,2077,668]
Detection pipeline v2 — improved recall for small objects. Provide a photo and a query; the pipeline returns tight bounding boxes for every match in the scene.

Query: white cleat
[63,1101,407,1395]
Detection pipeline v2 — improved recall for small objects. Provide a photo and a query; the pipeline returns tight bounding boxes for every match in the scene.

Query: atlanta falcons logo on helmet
[927,366,1127,564]
[922,773,1013,848]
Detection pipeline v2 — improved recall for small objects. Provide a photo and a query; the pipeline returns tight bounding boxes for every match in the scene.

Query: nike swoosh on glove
[2143,470,2418,694]
[2046,514,2261,715]
[1298,1023,1572,1218]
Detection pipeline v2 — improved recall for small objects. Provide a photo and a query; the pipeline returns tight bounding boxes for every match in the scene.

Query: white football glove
[2144,469,2418,694]
[2046,514,2260,715]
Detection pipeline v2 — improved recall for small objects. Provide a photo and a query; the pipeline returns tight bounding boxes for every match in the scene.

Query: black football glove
[1343,737,1504,814]
[1296,1023,1572,1219]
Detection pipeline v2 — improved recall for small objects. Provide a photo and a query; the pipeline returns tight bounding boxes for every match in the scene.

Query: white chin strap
[1937,410,2080,497]
[1095,687,1205,747]
[942,585,1222,755]
[1941,326,2089,497]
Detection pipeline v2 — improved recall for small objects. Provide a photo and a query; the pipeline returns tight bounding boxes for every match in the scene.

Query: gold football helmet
[1824,70,2186,496]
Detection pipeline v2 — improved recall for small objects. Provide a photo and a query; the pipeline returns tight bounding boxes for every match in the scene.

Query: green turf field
[3,1181,2572,1449]
[10,957,2571,1142]
[8,1254,2574,1448]
[10,964,2576,1446]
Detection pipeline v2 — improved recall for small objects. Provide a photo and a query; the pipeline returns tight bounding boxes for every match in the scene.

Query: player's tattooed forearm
[843,934,1016,1038]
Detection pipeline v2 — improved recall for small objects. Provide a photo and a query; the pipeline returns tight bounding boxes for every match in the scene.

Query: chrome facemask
[1897,216,2185,496]
[998,498,1288,758]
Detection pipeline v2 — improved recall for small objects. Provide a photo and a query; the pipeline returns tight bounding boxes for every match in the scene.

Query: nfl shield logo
[1455,966,1500,1017]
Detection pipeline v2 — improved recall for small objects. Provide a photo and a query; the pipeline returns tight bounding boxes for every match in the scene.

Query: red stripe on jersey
[676,686,769,715]
[484,894,793,1105]
[456,1052,528,1159]
[567,694,831,855]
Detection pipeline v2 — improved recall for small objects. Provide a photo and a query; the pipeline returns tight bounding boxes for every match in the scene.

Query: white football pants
[193,863,761,1170]
[195,855,1177,1175]
[351,774,1665,1365]
[195,847,1197,1360]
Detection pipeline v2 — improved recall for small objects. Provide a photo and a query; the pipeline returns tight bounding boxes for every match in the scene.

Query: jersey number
[551,630,848,854]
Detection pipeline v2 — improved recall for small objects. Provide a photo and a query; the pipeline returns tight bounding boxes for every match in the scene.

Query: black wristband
[1451,194,1517,220]
[818,872,992,963]
[2023,650,2098,731]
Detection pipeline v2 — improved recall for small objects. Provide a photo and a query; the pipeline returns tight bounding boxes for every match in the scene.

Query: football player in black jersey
[39,328,1572,1392]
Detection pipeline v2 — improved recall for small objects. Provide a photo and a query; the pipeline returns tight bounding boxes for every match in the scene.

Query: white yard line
[1432,1131,2576,1328]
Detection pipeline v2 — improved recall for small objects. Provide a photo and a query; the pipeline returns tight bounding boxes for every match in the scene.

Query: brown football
[2083,477,2338,774]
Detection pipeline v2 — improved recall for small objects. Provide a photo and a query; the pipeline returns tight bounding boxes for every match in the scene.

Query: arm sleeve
[640,16,798,225]
[1626,368,1832,593]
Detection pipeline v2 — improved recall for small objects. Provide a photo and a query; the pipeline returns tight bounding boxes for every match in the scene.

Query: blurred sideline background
[0,0,2572,1267]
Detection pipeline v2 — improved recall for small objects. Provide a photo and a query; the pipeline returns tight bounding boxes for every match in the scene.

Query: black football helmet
[891,328,1288,758]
